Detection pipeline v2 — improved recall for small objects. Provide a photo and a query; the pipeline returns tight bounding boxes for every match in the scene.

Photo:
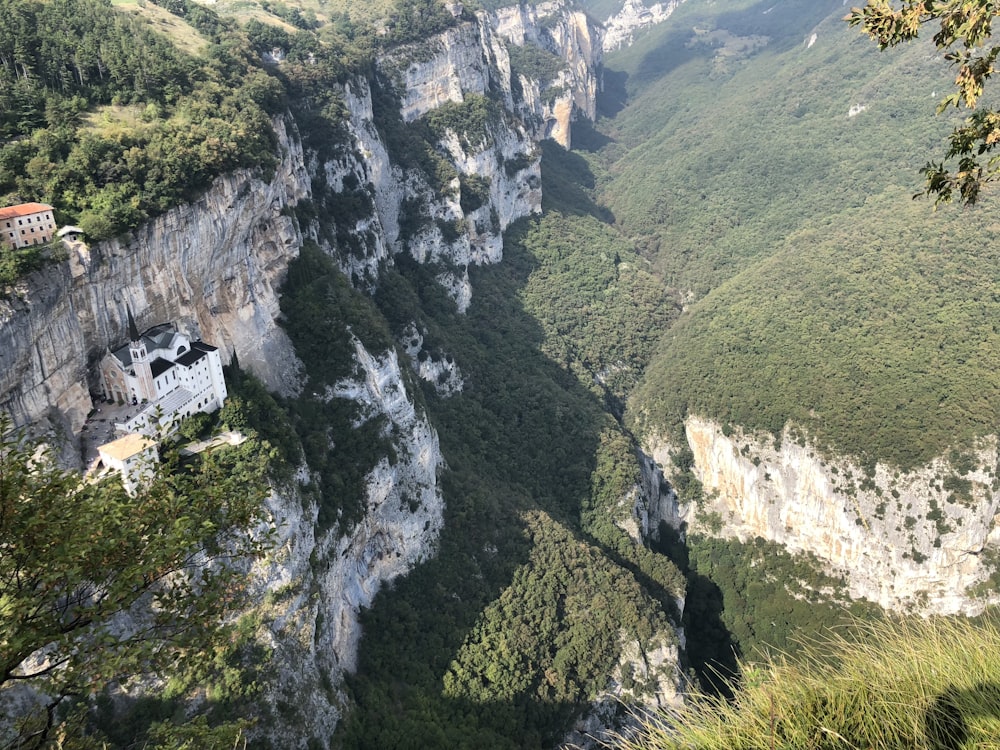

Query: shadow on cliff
[654,524,741,698]
[597,68,629,119]
[630,26,709,90]
[536,140,614,223]
[335,146,679,746]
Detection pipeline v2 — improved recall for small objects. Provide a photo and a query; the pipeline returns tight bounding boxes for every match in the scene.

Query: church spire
[127,305,140,342]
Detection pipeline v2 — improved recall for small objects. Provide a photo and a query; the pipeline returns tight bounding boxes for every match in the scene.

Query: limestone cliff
[494,0,602,148]
[565,633,683,749]
[602,0,687,52]
[0,117,309,441]
[251,341,444,746]
[323,0,601,307]
[564,445,686,746]
[0,0,604,430]
[0,5,630,746]
[647,417,1000,615]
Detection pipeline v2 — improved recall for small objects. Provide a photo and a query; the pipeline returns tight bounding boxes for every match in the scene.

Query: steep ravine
[0,3,683,746]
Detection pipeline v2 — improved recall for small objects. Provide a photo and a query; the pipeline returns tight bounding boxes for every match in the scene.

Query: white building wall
[208,350,228,405]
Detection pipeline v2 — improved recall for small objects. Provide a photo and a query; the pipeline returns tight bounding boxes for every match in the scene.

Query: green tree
[849,0,1000,203]
[0,416,270,747]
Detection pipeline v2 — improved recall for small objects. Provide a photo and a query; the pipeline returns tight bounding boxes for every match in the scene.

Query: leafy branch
[848,0,1000,203]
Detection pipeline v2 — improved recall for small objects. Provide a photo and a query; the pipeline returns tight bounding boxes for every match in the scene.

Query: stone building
[95,433,158,495]
[0,203,56,249]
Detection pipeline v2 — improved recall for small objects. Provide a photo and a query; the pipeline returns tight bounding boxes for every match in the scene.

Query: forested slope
[574,0,1000,691]
[0,0,691,746]
[594,0,999,470]
[338,143,685,747]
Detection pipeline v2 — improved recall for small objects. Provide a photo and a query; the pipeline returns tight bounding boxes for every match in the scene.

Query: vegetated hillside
[597,0,955,294]
[591,0,995,471]
[0,0,460,250]
[558,0,1000,695]
[634,194,1000,471]
[2,0,694,745]
[0,0,281,241]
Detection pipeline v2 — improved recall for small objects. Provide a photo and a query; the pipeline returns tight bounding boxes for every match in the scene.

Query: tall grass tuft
[619,616,1000,750]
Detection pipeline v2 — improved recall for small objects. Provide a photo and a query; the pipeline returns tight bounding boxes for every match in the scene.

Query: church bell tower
[127,307,155,403]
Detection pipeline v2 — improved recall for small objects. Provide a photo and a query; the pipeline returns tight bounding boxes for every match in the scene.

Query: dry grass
[203,0,397,28]
[113,0,207,56]
[619,616,1000,750]
[79,104,151,138]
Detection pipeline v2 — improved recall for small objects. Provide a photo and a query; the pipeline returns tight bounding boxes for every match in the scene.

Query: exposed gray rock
[603,0,687,52]
[648,416,1000,615]
[0,118,309,444]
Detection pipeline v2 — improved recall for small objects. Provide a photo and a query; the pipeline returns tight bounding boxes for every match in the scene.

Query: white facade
[98,322,228,437]
[0,202,56,249]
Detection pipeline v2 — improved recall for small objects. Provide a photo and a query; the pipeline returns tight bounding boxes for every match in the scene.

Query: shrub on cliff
[0,0,279,241]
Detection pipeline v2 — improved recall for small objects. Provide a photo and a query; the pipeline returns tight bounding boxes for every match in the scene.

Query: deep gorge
[3,0,1000,746]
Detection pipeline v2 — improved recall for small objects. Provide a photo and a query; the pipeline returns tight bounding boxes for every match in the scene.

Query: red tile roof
[0,202,53,221]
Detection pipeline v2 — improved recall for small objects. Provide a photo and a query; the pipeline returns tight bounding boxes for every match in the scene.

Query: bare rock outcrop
[648,416,1000,615]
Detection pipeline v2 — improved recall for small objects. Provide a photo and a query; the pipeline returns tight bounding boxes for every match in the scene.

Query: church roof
[98,433,157,462]
[150,357,175,378]
[153,386,194,416]
[175,348,207,367]
[110,323,182,367]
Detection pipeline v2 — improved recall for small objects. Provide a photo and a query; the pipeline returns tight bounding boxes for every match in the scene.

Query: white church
[98,310,228,437]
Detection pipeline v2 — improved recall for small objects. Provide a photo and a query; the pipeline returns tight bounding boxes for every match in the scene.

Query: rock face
[401,323,464,396]
[252,342,444,746]
[565,633,683,749]
[0,118,309,440]
[648,416,1000,615]
[0,1,604,431]
[393,14,513,123]
[326,1,600,307]
[494,0,603,148]
[602,0,687,52]
[563,446,686,747]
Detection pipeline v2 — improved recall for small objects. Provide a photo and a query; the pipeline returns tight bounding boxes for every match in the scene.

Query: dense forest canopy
[0,0,278,239]
[0,0,461,245]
